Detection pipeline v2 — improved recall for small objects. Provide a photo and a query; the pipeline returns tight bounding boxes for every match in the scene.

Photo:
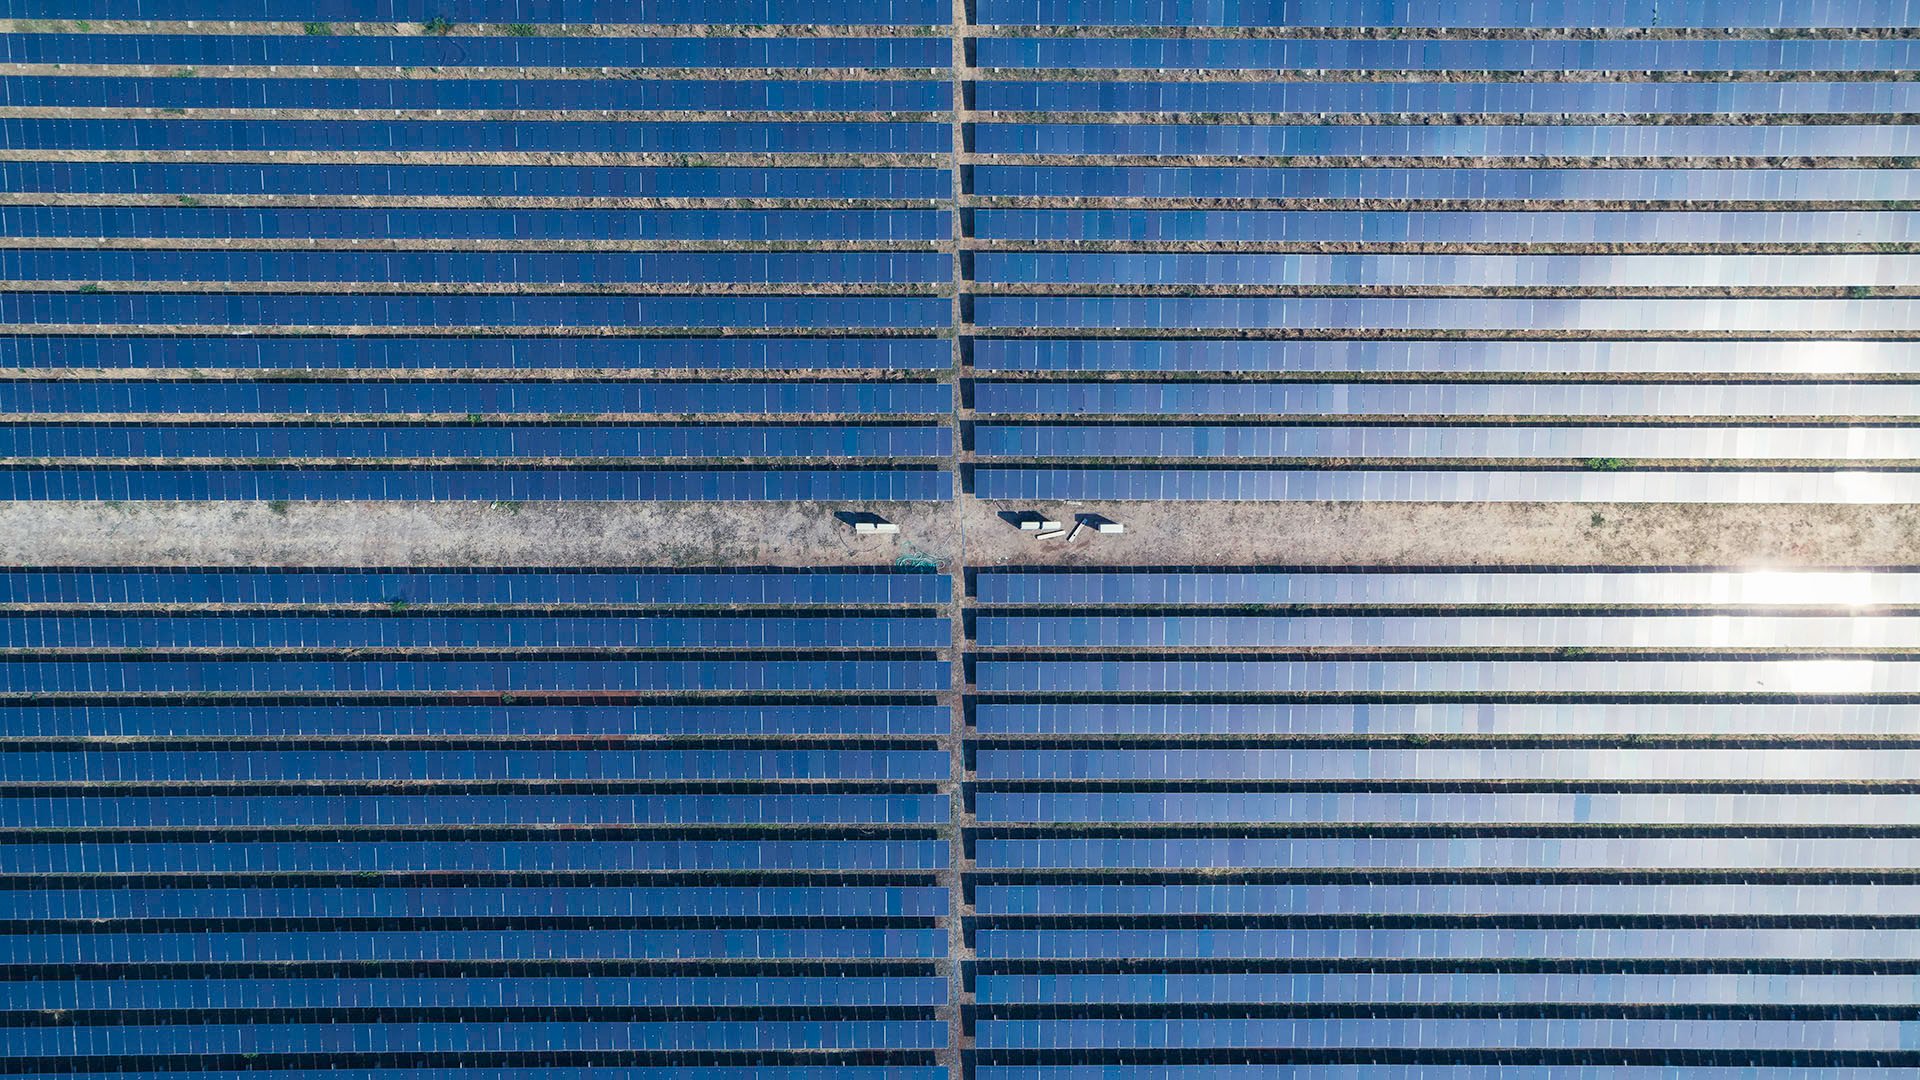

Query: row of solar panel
[1,77,951,111]
[971,209,1920,244]
[0,975,948,1007]
[0,250,951,284]
[0,657,953,691]
[15,162,1901,201]
[0,614,951,647]
[0,163,950,197]
[974,80,1920,115]
[972,425,1920,460]
[976,747,1920,781]
[0,468,954,500]
[0,294,948,327]
[0,337,950,371]
[978,882,1920,916]
[971,567,1920,605]
[980,1071,1862,1080]
[978,972,1920,1005]
[1,748,949,780]
[0,794,951,826]
[0,567,947,604]
[0,1072,940,1080]
[974,252,1920,286]
[19,76,1917,116]
[0,843,947,873]
[36,250,1918,287]
[973,701,1920,734]
[971,340,1919,373]
[0,208,951,241]
[0,35,952,68]
[0,611,952,641]
[0,119,949,152]
[976,791,1920,825]
[0,382,949,413]
[974,656,1920,692]
[0,1020,947,1054]
[20,469,1917,501]
[0,887,949,918]
[4,122,1914,157]
[980,464,1916,499]
[976,37,1920,70]
[0,703,951,736]
[7,0,1910,27]
[970,166,1920,200]
[3,0,952,22]
[23,423,1912,463]
[972,297,1920,330]
[8,338,1875,376]
[970,1017,1911,1051]
[972,123,1920,156]
[974,840,1920,872]
[972,384,1920,417]
[972,613,1920,647]
[0,425,953,458]
[8,295,1915,330]
[971,0,1920,27]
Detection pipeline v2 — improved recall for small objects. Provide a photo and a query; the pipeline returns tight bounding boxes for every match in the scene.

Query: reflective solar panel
[965,567,1920,1070]
[0,566,953,1069]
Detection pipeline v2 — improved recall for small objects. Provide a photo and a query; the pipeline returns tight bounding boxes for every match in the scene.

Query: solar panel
[965,567,1920,1067]
[0,564,953,1069]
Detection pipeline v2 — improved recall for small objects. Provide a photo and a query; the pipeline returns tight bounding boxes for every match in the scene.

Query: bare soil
[5,499,1918,569]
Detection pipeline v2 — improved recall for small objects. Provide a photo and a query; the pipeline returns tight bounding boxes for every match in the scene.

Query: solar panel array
[2,2,1919,504]
[0,565,954,1077]
[967,566,1920,1074]
[0,3,955,501]
[963,1,1920,501]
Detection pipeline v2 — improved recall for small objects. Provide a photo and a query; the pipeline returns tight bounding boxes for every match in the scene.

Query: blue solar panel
[0,567,949,604]
[970,467,1920,502]
[977,36,1920,69]
[0,380,949,414]
[973,0,1920,26]
[2,77,952,111]
[0,558,953,1067]
[970,165,1920,200]
[972,296,1917,331]
[0,423,954,459]
[0,466,955,501]
[0,249,950,285]
[0,293,947,328]
[0,118,950,153]
[963,565,1920,1068]
[975,80,1920,115]
[0,337,949,371]
[0,613,953,648]
[0,33,950,67]
[972,209,1920,244]
[0,163,950,198]
[0,702,950,736]
[0,206,951,241]
[1,0,952,23]
[973,122,1920,157]
[970,339,1919,374]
